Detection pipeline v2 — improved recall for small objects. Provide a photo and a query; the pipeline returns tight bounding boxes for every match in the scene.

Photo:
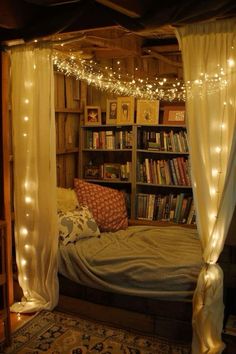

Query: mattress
[58,225,202,301]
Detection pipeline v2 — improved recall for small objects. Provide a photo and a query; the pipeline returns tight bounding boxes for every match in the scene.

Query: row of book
[137,157,191,186]
[85,130,133,150]
[136,193,196,224]
[84,162,132,181]
[137,129,189,152]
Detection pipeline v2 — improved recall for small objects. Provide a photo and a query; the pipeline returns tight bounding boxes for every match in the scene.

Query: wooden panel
[56,155,66,187]
[56,113,66,151]
[65,113,79,149]
[65,76,80,109]
[54,73,65,109]
[65,154,77,187]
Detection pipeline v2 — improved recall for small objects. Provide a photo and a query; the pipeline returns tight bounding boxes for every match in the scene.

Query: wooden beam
[1,51,14,305]
[143,48,182,68]
[144,44,180,54]
[95,0,145,18]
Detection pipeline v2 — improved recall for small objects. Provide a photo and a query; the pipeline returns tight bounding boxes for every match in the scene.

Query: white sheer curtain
[10,46,59,312]
[176,19,236,353]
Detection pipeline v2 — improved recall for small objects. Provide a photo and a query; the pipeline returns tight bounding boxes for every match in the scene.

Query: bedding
[58,206,100,245]
[74,179,128,232]
[57,187,79,212]
[58,225,203,301]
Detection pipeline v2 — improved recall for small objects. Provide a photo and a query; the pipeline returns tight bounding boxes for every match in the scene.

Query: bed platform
[58,274,193,342]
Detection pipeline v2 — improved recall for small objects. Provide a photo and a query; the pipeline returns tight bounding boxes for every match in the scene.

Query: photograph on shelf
[117,96,135,125]
[103,163,121,180]
[84,165,101,179]
[84,106,102,126]
[163,106,185,125]
[106,99,117,124]
[136,99,160,125]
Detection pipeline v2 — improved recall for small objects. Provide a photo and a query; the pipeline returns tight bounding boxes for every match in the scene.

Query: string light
[52,51,186,102]
[52,50,235,102]
[20,227,28,236]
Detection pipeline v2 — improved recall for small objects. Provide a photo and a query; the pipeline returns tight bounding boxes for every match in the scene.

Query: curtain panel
[10,46,59,312]
[176,19,236,354]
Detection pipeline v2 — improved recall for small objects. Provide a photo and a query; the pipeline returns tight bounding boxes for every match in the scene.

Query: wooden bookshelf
[79,121,196,225]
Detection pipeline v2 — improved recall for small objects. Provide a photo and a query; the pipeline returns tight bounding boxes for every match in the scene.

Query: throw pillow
[57,187,80,212]
[58,206,100,245]
[74,179,128,232]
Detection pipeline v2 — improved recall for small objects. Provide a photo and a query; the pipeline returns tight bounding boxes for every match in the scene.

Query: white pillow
[58,206,100,245]
[57,187,79,212]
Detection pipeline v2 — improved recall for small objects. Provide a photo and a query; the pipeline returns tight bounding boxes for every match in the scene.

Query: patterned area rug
[4,310,191,354]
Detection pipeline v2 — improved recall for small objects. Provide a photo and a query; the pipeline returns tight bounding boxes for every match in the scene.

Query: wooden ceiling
[2,0,236,76]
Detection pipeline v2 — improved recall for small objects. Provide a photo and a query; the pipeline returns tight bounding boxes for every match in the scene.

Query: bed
[58,222,202,341]
[56,182,202,341]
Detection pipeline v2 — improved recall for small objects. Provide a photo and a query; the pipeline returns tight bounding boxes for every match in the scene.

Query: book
[145,158,151,183]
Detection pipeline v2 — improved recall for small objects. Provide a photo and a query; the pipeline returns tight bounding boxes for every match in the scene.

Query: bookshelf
[79,124,133,217]
[135,124,194,224]
[79,122,196,225]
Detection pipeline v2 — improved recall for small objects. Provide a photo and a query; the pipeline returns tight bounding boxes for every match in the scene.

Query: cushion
[57,187,79,212]
[58,206,100,245]
[74,179,128,232]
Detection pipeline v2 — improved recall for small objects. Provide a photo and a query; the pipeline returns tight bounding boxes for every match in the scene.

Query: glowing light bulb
[17,313,21,320]
[21,259,27,266]
[24,99,29,104]
[25,196,32,204]
[24,244,30,250]
[20,227,28,236]
[210,213,217,221]
[212,169,218,177]
[210,187,216,196]
[24,116,29,121]
[215,146,221,153]
[23,133,27,137]
[227,58,235,67]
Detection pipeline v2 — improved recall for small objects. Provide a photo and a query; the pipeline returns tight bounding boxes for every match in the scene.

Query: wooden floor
[0,312,36,344]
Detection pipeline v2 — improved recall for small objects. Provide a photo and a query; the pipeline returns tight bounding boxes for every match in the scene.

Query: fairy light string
[52,50,233,102]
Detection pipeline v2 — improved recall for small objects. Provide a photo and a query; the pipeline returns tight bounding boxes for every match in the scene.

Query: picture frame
[117,96,135,125]
[163,106,186,125]
[84,106,102,126]
[103,163,121,180]
[106,99,117,125]
[84,165,100,179]
[136,99,160,125]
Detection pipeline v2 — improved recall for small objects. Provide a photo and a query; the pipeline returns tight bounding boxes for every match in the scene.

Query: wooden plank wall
[54,73,81,188]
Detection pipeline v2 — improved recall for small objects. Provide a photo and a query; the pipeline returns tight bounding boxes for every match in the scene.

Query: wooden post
[1,51,14,305]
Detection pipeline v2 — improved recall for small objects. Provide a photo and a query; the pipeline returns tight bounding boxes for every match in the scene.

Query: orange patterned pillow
[74,179,128,232]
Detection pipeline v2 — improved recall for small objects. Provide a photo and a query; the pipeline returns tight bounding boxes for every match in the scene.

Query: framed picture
[117,96,135,125]
[84,165,100,179]
[84,106,102,126]
[106,99,117,124]
[136,99,159,125]
[163,106,186,125]
[103,163,121,180]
